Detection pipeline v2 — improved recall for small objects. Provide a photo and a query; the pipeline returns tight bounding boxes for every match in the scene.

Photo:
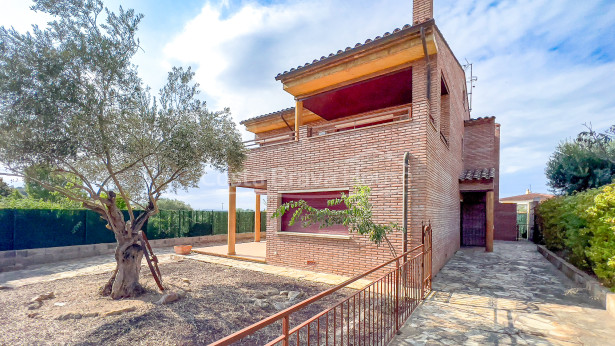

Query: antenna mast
[462,59,477,115]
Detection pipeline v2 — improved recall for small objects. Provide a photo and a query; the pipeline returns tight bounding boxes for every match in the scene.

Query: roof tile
[275,22,428,79]
[459,168,496,181]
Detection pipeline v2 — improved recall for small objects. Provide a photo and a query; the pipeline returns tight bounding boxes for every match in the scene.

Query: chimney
[526,189,531,194]
[413,0,434,25]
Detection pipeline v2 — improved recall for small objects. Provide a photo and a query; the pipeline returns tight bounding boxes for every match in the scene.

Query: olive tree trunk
[99,199,152,299]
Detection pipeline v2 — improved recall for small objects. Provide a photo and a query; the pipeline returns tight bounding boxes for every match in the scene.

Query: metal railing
[210,223,433,346]
[244,131,295,149]
[307,106,411,138]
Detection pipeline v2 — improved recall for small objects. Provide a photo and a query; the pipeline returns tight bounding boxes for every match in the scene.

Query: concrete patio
[391,241,615,345]
[192,240,267,263]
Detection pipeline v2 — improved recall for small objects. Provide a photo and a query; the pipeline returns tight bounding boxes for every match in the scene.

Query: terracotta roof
[459,168,495,181]
[500,193,554,203]
[275,20,435,80]
[464,116,495,125]
[240,107,295,125]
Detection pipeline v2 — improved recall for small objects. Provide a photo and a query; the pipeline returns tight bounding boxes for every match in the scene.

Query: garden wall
[0,232,265,272]
[0,209,266,251]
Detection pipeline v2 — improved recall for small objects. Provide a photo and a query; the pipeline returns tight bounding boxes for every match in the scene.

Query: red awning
[302,68,412,121]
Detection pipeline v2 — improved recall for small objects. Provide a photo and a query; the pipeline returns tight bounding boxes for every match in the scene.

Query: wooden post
[228,185,236,255]
[486,190,494,252]
[295,100,303,141]
[254,194,261,242]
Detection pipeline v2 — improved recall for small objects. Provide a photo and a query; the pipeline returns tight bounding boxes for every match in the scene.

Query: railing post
[282,315,290,346]
[395,261,400,331]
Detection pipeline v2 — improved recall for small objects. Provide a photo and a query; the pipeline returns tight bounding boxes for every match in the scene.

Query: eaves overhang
[275,19,438,99]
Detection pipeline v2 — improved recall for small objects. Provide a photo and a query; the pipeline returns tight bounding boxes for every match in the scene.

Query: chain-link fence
[0,209,266,251]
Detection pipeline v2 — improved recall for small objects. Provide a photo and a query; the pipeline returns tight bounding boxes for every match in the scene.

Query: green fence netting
[0,209,267,251]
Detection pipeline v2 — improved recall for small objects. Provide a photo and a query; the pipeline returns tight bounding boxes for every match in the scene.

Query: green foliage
[0,0,246,230]
[0,195,82,209]
[0,177,11,197]
[545,140,615,195]
[586,184,615,288]
[156,198,193,211]
[272,185,399,255]
[536,183,615,289]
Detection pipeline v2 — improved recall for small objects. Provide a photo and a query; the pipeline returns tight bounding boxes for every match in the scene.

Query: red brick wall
[422,30,470,274]
[231,24,492,278]
[495,203,517,241]
[413,0,433,25]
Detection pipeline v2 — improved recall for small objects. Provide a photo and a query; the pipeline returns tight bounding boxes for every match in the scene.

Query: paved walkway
[179,252,372,289]
[391,241,615,345]
[192,241,267,263]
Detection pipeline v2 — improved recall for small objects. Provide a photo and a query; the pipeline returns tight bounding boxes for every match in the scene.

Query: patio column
[486,190,494,252]
[254,194,261,242]
[295,100,303,141]
[228,185,236,255]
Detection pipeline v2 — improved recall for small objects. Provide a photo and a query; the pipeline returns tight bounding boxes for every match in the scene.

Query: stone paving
[180,252,372,289]
[390,241,615,345]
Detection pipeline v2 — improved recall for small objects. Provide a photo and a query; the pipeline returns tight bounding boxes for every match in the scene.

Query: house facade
[227,0,513,277]
[500,190,554,240]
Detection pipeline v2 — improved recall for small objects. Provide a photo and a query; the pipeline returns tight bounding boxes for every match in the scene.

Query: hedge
[536,183,615,289]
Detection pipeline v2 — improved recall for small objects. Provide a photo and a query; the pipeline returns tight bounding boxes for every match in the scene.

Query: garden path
[391,241,615,345]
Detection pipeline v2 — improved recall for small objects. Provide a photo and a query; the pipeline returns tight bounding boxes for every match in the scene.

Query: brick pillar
[413,0,433,25]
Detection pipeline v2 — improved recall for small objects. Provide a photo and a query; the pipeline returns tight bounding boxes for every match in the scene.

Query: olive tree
[0,0,245,298]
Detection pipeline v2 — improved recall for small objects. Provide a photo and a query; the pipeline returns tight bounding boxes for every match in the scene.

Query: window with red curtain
[280,190,349,235]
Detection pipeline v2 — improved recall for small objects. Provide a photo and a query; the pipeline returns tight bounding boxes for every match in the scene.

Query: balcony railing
[244,131,295,149]
[307,106,411,138]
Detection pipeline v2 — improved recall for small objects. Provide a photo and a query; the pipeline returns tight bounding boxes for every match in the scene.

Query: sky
[1,0,614,210]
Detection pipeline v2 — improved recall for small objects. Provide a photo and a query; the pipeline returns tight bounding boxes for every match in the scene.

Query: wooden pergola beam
[486,190,494,252]
[295,100,303,141]
[255,194,261,242]
[228,185,236,255]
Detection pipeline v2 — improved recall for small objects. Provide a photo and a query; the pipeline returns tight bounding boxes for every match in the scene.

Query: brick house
[226,0,514,277]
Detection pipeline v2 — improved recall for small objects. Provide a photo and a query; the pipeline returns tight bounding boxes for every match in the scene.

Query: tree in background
[0,177,11,197]
[156,198,193,211]
[0,0,245,298]
[546,125,615,195]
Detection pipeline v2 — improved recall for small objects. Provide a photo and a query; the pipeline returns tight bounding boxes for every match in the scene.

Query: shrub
[536,183,615,289]
[536,196,567,251]
[586,184,615,288]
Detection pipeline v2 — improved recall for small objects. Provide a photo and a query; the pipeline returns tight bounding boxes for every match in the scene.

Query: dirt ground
[0,258,348,345]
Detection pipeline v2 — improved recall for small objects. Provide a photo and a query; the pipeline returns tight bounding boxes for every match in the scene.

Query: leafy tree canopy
[156,198,192,211]
[0,0,246,298]
[546,125,615,195]
[0,177,11,197]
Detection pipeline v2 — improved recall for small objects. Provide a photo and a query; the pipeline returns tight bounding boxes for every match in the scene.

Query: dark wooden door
[461,192,486,246]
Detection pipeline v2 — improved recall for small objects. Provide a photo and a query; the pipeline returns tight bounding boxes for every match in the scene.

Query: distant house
[226,0,512,277]
[500,190,554,240]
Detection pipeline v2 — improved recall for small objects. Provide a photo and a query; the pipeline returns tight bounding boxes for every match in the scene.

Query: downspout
[403,152,410,254]
[420,27,431,101]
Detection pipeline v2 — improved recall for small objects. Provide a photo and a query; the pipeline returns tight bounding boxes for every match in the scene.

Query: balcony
[307,105,411,138]
[243,105,412,149]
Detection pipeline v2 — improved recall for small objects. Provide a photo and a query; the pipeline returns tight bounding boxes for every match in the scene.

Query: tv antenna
[462,59,477,114]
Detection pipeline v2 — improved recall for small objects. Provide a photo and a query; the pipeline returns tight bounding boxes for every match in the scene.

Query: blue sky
[1,0,614,210]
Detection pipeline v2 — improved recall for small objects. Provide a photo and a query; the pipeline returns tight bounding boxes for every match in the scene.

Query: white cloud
[2,0,614,205]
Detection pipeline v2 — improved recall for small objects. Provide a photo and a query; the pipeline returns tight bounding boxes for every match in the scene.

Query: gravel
[0,259,348,345]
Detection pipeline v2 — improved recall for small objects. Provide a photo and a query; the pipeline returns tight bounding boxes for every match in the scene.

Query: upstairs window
[440,74,450,141]
[280,190,349,235]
